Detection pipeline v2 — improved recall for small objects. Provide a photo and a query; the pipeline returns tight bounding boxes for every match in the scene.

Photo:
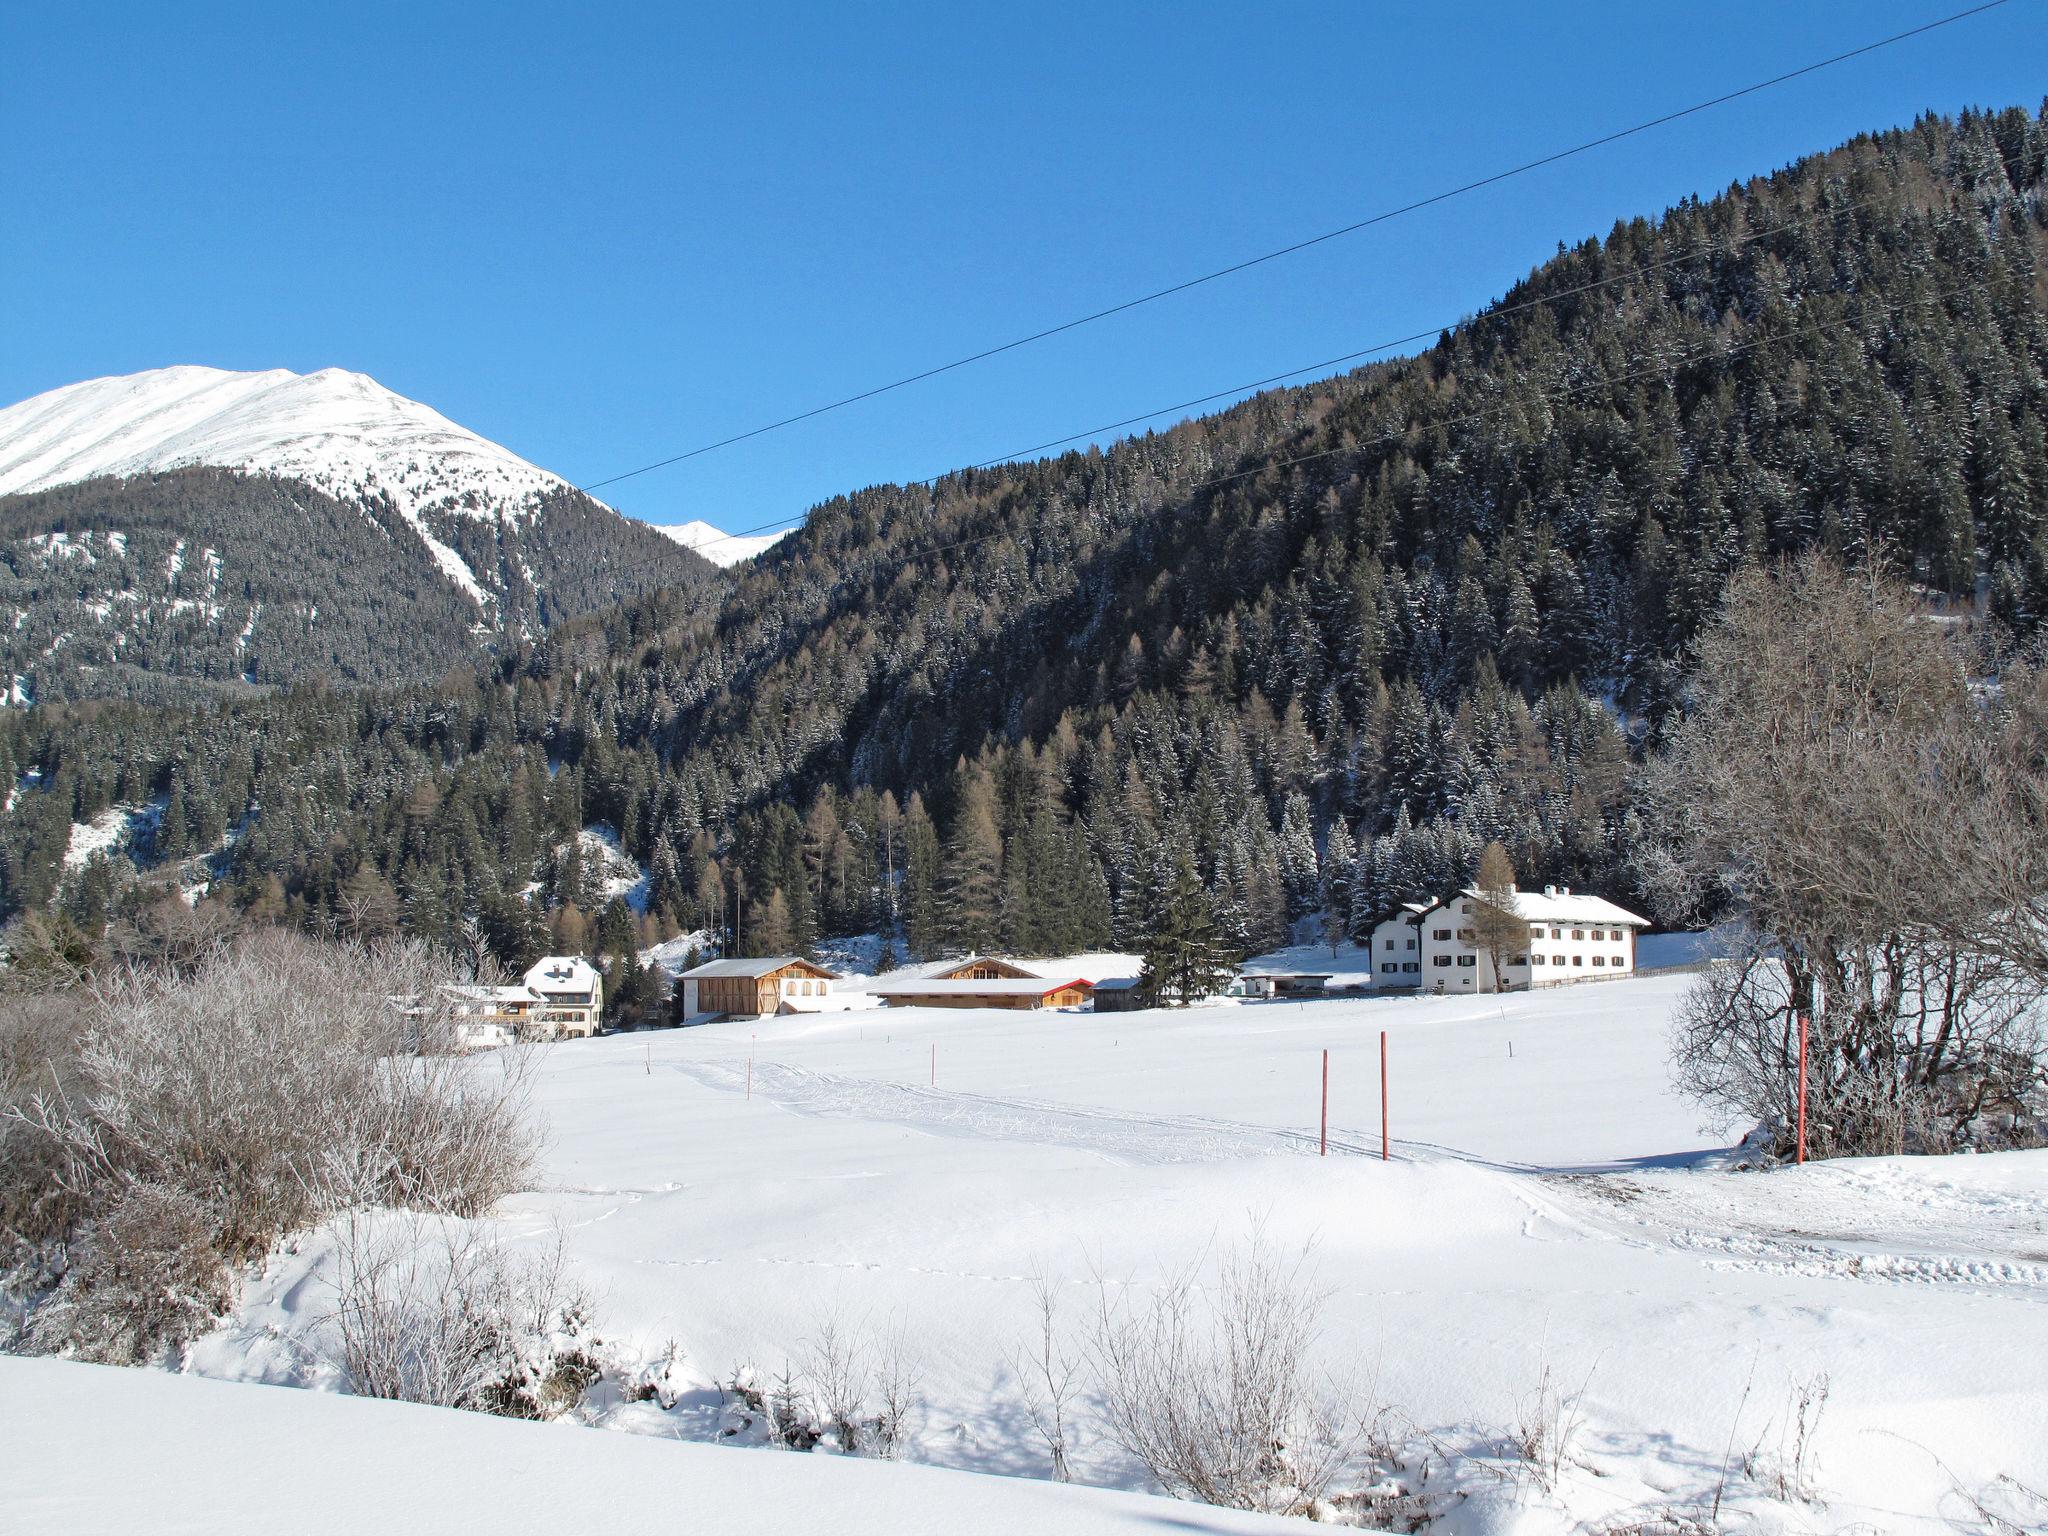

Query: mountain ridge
[0,367,714,702]
[1,104,2043,955]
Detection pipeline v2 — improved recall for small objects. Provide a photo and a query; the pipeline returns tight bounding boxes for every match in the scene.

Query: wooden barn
[871,956,1094,1010]
[679,956,841,1019]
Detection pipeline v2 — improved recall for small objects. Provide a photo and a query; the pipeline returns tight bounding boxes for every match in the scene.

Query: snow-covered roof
[524,956,602,994]
[1457,886,1649,927]
[1092,976,1144,991]
[444,983,535,1006]
[870,978,1093,998]
[681,955,839,980]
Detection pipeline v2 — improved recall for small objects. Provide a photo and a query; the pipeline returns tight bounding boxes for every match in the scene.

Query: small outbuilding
[679,956,841,1018]
[1090,976,1147,1012]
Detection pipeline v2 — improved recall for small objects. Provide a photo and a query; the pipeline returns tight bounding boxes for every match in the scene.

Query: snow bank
[0,1357,1302,1536]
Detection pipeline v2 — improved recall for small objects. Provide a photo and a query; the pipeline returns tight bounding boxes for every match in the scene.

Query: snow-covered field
[8,972,2046,1532]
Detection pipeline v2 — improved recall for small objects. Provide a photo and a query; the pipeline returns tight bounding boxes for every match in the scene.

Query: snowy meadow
[9,967,2044,1534]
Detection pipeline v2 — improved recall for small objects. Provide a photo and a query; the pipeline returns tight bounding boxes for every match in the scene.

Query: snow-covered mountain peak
[0,365,589,528]
[653,517,791,568]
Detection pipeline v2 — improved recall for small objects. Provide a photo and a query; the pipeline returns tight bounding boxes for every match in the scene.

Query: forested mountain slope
[0,368,714,701]
[2,107,2043,968]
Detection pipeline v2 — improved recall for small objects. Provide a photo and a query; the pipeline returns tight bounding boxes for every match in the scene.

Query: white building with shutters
[1373,885,1650,993]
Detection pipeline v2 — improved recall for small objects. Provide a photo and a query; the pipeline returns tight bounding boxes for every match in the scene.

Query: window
[1457,928,1475,941]
[1592,955,1605,967]
[1456,955,1476,967]
[1405,938,1416,950]
[1572,929,1585,940]
[1402,962,1418,973]
[1553,955,1566,966]
[1380,962,1397,974]
[1531,954,1545,965]
[1383,939,1394,951]
[1611,929,1624,941]
[1433,929,1451,941]
[1572,955,1583,966]
[1510,955,1527,966]
[1433,955,1451,967]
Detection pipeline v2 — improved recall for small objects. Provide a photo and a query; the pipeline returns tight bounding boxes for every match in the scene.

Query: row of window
[1378,961,1421,974]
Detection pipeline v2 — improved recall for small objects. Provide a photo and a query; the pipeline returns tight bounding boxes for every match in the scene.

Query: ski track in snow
[676,1057,1360,1166]
[1526,1162,2048,1294]
[677,1057,2048,1296]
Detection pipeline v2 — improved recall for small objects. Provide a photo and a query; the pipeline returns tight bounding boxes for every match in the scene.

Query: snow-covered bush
[22,1181,230,1364]
[720,1319,923,1459]
[322,1214,593,1418]
[1084,1235,1374,1517]
[4,932,544,1358]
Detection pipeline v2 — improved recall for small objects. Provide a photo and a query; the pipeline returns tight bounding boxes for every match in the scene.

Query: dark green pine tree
[938,771,1004,955]
[1139,857,1237,1007]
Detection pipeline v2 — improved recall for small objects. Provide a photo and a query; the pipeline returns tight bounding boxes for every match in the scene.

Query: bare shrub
[804,1313,872,1455]
[1513,1355,1594,1493]
[1741,1372,1829,1506]
[13,932,542,1260]
[323,1214,592,1417]
[722,1321,923,1459]
[1012,1271,1081,1480]
[0,987,95,1250]
[23,1181,230,1364]
[1085,1234,1371,1516]
[870,1324,922,1460]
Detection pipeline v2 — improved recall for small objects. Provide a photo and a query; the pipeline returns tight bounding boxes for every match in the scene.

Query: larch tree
[1470,841,1529,994]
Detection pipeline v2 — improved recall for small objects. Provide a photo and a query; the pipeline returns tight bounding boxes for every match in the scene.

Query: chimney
[1543,885,1558,899]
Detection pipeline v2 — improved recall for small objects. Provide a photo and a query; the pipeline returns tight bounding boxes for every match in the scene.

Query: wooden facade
[927,956,1044,982]
[683,958,839,1018]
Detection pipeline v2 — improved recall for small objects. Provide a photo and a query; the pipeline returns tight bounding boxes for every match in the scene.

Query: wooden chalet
[871,955,1094,1011]
[679,956,841,1019]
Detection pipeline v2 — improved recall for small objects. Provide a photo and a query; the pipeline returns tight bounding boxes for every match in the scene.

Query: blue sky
[5,2,2043,535]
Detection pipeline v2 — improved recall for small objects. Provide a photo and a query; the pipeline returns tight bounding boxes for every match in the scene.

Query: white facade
[1368,903,1429,989]
[524,956,604,1036]
[1416,885,1647,993]
[442,956,604,1046]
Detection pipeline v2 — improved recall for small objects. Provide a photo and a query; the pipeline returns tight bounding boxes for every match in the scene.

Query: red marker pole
[1796,1014,1808,1165]
[1319,1049,1329,1158]
[930,1041,936,1088]
[1379,1030,1389,1162]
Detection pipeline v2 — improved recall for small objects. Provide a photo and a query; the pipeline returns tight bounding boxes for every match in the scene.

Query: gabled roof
[443,983,535,1006]
[524,956,601,994]
[870,977,1093,998]
[926,955,1045,981]
[681,955,841,980]
[1457,886,1649,927]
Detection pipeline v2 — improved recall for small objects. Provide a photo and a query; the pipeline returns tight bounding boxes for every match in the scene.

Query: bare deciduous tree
[1472,842,1530,994]
[1643,555,2048,1156]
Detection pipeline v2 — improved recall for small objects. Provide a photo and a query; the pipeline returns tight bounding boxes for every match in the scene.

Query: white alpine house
[1371,885,1649,993]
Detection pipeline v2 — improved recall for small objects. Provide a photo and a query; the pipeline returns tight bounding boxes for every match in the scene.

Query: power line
[677,190,1898,557]
[581,0,2012,504]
